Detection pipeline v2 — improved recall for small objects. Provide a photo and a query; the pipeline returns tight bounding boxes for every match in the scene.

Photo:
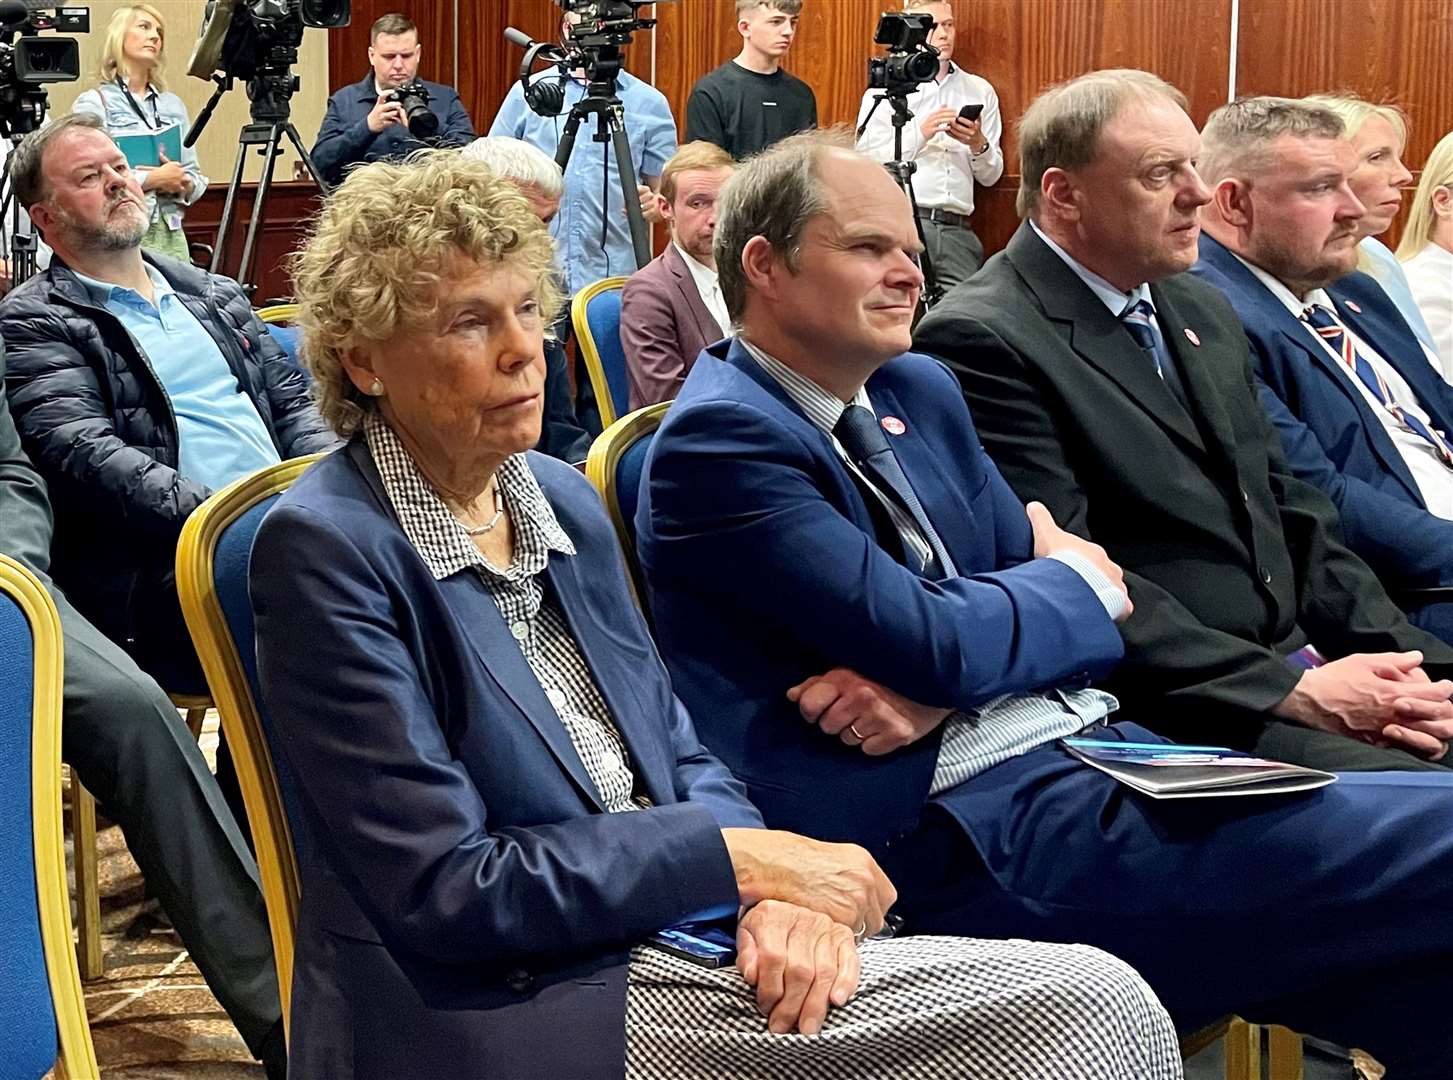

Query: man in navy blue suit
[311,13,475,186]
[1193,97,1453,642]
[637,125,1453,1077]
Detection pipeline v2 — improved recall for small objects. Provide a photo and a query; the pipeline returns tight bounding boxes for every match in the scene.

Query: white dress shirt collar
[1030,220,1152,317]
[673,241,729,335]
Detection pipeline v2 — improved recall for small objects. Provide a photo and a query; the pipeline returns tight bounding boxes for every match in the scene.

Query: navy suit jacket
[636,338,1124,851]
[311,72,475,185]
[251,441,758,1080]
[1194,235,1453,591]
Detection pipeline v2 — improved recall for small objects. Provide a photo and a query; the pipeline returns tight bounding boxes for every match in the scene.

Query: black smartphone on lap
[645,922,738,968]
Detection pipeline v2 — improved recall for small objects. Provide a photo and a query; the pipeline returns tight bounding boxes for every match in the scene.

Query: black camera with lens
[558,0,662,47]
[386,81,436,139]
[867,11,939,95]
[0,4,90,138]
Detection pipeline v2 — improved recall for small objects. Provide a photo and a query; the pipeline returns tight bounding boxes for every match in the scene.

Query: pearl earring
[369,378,384,397]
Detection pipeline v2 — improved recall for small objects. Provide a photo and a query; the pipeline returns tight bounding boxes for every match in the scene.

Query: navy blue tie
[833,405,956,580]
[1121,298,1189,407]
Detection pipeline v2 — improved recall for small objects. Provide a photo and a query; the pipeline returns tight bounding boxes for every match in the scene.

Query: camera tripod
[554,49,652,272]
[0,138,41,293]
[858,90,944,311]
[188,46,331,295]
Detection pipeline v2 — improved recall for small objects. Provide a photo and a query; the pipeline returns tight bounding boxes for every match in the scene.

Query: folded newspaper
[1061,739,1336,799]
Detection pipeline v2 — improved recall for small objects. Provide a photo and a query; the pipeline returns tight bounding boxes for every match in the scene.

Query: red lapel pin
[881,416,906,436]
[1345,300,1363,314]
[1184,328,1201,346]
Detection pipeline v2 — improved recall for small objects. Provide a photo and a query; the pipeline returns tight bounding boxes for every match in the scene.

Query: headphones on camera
[520,40,568,116]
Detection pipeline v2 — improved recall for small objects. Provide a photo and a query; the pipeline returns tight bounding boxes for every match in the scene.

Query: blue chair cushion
[0,592,59,1080]
[585,288,628,420]
[615,429,654,550]
[265,324,310,385]
[213,496,309,865]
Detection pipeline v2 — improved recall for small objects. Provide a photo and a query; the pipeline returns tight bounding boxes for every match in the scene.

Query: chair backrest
[0,555,98,1080]
[256,303,306,381]
[572,276,630,428]
[586,402,671,604]
[176,456,322,1034]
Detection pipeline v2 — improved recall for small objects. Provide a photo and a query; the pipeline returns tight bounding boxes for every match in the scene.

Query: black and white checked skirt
[626,935,1182,1079]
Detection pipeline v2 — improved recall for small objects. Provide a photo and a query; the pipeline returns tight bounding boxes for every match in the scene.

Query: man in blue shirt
[489,12,677,298]
[1,112,335,691]
[312,12,475,186]
[0,113,322,1079]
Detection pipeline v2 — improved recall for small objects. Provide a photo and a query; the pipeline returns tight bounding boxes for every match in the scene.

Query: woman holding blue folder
[74,4,207,261]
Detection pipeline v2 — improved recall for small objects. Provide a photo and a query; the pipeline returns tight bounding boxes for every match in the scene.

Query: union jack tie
[1299,303,1453,468]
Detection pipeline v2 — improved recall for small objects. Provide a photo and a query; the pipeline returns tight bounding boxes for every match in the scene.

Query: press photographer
[311,11,474,186]
[855,0,1002,288]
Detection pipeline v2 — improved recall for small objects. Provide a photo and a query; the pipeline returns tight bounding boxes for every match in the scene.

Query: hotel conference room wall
[328,0,1450,257]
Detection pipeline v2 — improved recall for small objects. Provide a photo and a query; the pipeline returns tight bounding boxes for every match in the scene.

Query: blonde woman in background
[1399,130,1453,379]
[1306,93,1441,365]
[74,4,207,261]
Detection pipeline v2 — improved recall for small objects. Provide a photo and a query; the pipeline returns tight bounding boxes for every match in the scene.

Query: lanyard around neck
[115,76,159,130]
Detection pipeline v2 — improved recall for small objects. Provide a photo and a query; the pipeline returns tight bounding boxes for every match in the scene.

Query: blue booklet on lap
[1061,739,1337,799]
[113,122,183,169]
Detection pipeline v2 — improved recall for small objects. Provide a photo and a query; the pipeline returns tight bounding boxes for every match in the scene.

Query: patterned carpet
[72,718,262,1079]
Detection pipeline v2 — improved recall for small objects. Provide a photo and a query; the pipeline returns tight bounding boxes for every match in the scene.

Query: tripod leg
[605,108,651,269]
[281,123,332,196]
[554,110,583,176]
[211,136,252,277]
[902,178,943,309]
[237,125,285,295]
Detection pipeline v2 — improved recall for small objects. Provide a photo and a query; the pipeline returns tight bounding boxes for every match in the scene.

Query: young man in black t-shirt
[685,0,817,160]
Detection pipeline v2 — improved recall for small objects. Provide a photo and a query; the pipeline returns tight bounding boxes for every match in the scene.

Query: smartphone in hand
[957,103,984,123]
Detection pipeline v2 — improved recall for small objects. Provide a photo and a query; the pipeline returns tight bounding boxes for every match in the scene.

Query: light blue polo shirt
[75,264,281,492]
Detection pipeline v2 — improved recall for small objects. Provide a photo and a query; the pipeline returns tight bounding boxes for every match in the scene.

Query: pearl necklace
[459,485,505,537]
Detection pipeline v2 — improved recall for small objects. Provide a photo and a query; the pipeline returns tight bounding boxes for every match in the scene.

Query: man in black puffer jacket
[1,113,337,693]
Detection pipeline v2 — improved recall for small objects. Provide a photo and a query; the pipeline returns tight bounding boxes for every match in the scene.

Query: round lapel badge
[1183,328,1201,346]
[1345,300,1363,314]
[881,416,906,436]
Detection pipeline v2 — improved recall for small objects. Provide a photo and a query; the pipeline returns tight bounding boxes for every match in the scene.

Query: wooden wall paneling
[185,182,324,304]
[456,2,650,137]
[1235,0,1453,249]
[327,0,456,96]
[964,0,1234,250]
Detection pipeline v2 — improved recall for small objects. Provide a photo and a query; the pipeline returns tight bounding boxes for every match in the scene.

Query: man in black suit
[914,68,1453,770]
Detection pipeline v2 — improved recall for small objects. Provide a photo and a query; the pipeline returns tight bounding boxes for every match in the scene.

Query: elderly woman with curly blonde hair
[251,149,1180,1080]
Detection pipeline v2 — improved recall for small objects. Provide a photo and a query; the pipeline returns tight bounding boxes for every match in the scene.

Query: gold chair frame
[0,554,99,1078]
[585,402,671,604]
[256,303,300,324]
[176,455,322,1036]
[571,276,630,429]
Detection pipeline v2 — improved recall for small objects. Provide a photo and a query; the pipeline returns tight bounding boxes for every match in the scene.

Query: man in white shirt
[1193,96,1453,642]
[621,142,736,409]
[855,0,1002,290]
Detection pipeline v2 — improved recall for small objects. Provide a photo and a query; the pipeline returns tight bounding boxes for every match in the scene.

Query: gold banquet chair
[0,554,100,1079]
[586,402,671,606]
[572,276,632,428]
[176,455,323,1036]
